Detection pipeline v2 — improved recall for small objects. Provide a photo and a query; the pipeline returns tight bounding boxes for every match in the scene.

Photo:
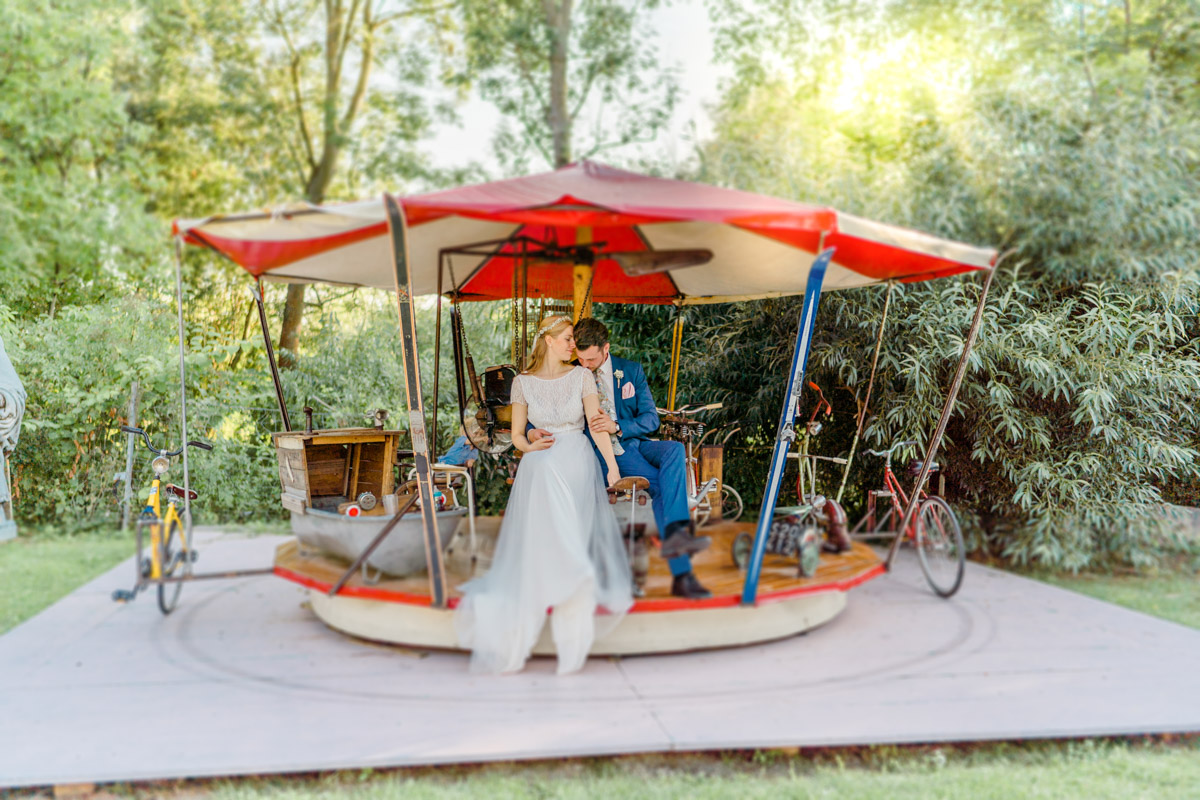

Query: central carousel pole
[383,193,448,607]
[741,247,835,606]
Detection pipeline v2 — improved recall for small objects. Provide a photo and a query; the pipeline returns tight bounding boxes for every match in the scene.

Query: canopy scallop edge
[173,161,996,304]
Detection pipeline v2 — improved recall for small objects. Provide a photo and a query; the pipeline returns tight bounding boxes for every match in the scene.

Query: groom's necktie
[595,371,624,455]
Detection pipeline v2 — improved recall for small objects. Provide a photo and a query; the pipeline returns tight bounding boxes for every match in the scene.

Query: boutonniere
[613,369,624,382]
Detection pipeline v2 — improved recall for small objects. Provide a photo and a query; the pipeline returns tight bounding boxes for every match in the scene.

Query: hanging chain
[510,252,520,364]
[448,260,476,365]
[576,253,598,320]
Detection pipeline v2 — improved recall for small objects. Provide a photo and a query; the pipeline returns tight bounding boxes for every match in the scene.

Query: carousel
[159,161,998,655]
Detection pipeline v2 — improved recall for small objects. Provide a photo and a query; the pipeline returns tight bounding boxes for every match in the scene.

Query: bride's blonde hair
[523,315,573,375]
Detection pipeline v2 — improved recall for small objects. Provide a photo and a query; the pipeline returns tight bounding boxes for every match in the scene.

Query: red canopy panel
[173,161,996,302]
[449,224,677,303]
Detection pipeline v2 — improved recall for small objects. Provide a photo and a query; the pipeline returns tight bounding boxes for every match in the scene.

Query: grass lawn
[1032,568,1200,630]
[8,740,1200,799]
[0,522,287,635]
[0,530,133,635]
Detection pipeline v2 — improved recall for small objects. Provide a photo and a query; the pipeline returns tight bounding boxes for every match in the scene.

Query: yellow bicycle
[112,425,211,614]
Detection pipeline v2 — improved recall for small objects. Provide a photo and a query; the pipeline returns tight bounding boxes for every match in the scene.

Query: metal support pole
[667,304,684,411]
[121,381,139,532]
[252,278,292,432]
[172,239,194,556]
[836,281,894,504]
[741,248,835,606]
[432,254,445,459]
[327,495,420,597]
[885,257,1004,568]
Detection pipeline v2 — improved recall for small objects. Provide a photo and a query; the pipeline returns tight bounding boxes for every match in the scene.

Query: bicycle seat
[606,476,650,495]
[905,459,939,476]
[164,484,199,501]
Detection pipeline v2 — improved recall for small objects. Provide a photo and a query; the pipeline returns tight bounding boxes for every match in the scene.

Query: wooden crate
[700,444,724,519]
[272,428,405,515]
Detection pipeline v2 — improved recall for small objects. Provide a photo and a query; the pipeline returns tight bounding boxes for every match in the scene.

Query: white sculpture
[0,334,25,541]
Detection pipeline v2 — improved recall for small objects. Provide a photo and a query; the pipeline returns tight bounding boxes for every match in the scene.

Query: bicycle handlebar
[864,440,918,458]
[120,425,212,457]
[656,402,724,416]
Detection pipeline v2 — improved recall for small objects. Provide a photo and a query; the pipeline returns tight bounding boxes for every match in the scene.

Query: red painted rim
[273,562,887,613]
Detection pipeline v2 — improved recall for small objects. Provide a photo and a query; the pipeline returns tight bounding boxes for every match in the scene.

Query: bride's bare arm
[582,392,620,485]
[511,402,552,453]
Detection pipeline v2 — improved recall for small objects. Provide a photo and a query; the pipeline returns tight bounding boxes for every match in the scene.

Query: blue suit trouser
[613,439,692,577]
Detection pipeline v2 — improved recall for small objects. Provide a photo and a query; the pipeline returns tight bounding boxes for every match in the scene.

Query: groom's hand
[589,411,618,436]
[528,428,553,448]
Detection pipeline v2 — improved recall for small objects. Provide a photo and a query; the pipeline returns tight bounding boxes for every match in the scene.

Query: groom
[532,317,713,599]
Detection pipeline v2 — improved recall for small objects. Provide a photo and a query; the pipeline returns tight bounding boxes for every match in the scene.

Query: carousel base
[273,518,885,655]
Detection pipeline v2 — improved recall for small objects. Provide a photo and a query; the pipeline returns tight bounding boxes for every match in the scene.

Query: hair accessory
[536,316,567,338]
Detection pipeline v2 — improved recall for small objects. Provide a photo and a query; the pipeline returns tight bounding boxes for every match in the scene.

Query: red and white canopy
[174,161,995,304]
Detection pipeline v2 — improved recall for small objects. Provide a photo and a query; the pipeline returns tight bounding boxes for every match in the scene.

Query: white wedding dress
[454,366,633,674]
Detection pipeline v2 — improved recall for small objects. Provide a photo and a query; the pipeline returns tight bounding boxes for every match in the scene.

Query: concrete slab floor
[1,527,1198,788]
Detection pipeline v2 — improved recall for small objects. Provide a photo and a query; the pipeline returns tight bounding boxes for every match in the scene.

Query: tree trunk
[275,0,374,367]
[544,0,572,168]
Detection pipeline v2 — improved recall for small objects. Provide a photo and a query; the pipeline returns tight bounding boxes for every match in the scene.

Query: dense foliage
[681,0,1200,567]
[1,0,1197,570]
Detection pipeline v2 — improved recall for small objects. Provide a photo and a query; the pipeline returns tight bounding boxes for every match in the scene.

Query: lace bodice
[510,366,597,434]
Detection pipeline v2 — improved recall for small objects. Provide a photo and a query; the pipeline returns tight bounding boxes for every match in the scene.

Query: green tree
[260,0,452,365]
[692,0,1200,568]
[0,0,160,318]
[459,0,680,170]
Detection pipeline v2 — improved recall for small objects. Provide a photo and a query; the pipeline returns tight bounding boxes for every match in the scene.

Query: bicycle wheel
[721,485,744,522]
[915,496,965,598]
[157,517,184,615]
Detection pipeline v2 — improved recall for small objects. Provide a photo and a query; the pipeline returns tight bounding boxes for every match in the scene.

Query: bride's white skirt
[454,430,633,674]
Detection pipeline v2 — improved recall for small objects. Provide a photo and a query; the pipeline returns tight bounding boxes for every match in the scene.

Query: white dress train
[454,366,633,674]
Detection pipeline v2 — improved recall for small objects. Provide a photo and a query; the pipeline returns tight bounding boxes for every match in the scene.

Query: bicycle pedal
[189,551,199,563]
[112,589,134,603]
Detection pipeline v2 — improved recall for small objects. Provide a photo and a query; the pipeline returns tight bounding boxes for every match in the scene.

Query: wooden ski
[741,247,835,606]
[383,193,448,607]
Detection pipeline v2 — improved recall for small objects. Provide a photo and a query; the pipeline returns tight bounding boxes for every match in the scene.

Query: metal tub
[290,507,466,578]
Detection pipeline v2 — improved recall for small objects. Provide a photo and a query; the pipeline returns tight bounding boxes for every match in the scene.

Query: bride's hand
[527,434,555,451]
[607,467,621,487]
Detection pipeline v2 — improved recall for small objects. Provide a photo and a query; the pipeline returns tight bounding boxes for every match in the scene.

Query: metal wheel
[157,517,184,615]
[797,525,821,578]
[720,484,744,521]
[915,495,964,598]
[731,531,752,570]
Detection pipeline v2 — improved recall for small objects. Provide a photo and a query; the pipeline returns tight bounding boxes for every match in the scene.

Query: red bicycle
[853,438,965,597]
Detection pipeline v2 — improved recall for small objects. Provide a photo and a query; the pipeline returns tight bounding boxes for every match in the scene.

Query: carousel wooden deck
[273,519,885,655]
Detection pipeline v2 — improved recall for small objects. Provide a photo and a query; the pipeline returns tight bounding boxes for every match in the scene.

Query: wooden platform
[273,519,884,654]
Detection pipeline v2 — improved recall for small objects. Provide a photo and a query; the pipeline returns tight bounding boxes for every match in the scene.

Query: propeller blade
[610,249,713,276]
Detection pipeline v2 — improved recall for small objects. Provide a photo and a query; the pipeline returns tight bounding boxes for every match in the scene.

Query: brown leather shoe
[671,571,713,599]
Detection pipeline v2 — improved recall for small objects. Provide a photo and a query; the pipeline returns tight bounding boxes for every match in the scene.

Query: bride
[454,315,633,674]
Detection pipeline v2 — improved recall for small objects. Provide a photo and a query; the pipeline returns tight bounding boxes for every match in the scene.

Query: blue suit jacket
[579,356,660,467]
[603,356,660,443]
